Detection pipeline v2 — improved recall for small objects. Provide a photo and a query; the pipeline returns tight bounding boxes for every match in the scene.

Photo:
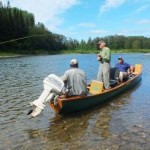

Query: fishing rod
[0,34,50,45]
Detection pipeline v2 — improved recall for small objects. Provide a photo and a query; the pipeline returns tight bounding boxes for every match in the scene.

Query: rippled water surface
[0,53,150,150]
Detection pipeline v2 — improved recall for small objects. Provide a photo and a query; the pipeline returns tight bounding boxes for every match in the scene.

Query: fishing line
[0,34,50,45]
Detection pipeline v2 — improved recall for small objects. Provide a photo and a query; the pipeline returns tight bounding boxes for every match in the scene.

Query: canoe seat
[110,67,119,80]
[110,67,119,87]
[110,80,118,87]
[89,80,103,94]
[132,64,142,75]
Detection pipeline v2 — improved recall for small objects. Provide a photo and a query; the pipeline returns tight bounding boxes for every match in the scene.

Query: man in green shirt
[97,40,111,89]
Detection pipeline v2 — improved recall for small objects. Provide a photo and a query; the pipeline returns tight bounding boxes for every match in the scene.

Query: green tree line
[0,1,150,54]
[0,1,69,54]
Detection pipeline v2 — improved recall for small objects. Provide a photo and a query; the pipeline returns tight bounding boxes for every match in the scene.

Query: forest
[0,1,150,54]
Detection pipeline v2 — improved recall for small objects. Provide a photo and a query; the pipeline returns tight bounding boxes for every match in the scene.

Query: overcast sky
[1,0,150,41]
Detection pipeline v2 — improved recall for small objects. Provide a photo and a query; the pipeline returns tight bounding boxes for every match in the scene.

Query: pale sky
[1,0,150,41]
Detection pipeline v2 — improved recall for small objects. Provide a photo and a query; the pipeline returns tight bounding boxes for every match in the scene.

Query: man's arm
[61,72,68,81]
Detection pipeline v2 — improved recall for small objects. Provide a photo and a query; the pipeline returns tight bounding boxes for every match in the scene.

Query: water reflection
[26,84,139,148]
[27,113,90,142]
[91,83,142,139]
[1,54,150,150]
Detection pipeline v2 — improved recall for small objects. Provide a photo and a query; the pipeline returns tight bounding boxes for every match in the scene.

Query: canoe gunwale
[58,71,142,102]
[49,70,142,114]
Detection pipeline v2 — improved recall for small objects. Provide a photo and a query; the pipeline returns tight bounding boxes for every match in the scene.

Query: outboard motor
[27,74,65,117]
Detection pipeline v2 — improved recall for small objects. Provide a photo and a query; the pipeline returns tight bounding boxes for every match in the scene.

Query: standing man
[97,40,111,89]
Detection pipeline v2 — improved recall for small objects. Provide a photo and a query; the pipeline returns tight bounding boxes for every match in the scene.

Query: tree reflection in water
[27,84,141,149]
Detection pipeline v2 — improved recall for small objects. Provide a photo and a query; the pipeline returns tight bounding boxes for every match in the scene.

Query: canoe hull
[50,72,142,115]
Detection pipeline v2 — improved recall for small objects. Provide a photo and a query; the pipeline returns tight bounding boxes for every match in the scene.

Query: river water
[0,53,150,150]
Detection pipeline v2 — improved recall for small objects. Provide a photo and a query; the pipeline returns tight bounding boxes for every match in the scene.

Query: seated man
[61,59,88,97]
[115,57,133,82]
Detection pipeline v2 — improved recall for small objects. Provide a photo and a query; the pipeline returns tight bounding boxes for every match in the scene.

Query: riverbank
[53,49,150,54]
[0,49,150,58]
[0,55,24,58]
[0,52,24,58]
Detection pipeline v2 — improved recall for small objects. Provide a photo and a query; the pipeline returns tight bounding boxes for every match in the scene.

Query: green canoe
[49,64,142,115]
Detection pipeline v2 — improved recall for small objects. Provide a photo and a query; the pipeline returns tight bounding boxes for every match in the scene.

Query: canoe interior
[50,67,142,115]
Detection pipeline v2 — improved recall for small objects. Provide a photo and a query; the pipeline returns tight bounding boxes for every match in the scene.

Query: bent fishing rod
[0,34,50,45]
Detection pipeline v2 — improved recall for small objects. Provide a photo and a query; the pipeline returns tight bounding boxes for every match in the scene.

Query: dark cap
[118,56,123,60]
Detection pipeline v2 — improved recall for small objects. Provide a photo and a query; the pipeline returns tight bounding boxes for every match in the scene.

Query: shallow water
[0,53,150,150]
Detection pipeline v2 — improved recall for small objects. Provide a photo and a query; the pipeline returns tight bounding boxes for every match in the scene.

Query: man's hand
[97,54,102,58]
[97,54,102,61]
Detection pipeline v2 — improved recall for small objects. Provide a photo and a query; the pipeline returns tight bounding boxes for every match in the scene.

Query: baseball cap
[70,59,78,65]
[97,40,105,45]
[118,56,123,60]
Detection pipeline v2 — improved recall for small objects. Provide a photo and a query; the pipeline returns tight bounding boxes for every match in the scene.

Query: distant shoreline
[0,54,24,59]
[0,49,150,58]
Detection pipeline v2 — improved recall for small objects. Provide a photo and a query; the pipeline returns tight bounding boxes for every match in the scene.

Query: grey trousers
[97,62,110,89]
[119,71,128,82]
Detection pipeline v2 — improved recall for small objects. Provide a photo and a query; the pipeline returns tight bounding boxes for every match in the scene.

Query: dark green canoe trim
[50,72,142,114]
